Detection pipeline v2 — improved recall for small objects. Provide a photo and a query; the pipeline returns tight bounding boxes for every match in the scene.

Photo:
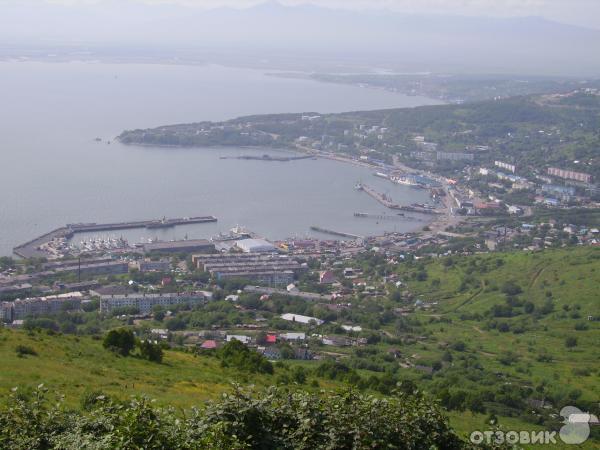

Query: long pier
[354,212,424,222]
[357,183,444,215]
[357,183,402,209]
[310,226,363,240]
[354,212,403,220]
[13,215,217,258]
[397,206,443,215]
[68,216,217,232]
[220,154,313,162]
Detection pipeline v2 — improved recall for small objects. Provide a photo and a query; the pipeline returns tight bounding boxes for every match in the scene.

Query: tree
[255,331,268,346]
[103,328,135,356]
[501,280,522,296]
[467,395,486,414]
[218,339,273,374]
[565,336,578,348]
[138,340,163,363]
[153,306,166,322]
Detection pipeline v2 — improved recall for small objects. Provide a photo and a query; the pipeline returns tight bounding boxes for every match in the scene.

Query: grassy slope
[392,247,599,442]
[1,247,598,447]
[0,331,271,409]
[407,248,598,383]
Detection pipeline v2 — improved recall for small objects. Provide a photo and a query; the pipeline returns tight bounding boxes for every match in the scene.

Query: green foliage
[81,299,99,313]
[0,256,16,270]
[218,340,273,374]
[15,345,37,358]
[565,336,578,348]
[0,385,466,449]
[23,318,59,332]
[138,340,163,363]
[102,328,135,357]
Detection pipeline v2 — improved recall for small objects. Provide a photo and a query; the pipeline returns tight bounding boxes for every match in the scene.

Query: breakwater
[14,216,217,258]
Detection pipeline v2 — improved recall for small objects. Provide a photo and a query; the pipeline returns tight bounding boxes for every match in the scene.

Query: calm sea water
[0,61,439,255]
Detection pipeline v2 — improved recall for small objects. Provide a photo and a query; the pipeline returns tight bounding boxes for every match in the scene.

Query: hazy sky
[28,0,599,30]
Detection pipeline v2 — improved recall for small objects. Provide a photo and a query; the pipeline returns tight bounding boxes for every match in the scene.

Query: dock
[353,212,424,222]
[397,205,443,215]
[220,154,313,162]
[310,226,363,240]
[356,183,444,215]
[354,212,403,220]
[68,216,217,232]
[13,215,217,258]
[357,183,402,209]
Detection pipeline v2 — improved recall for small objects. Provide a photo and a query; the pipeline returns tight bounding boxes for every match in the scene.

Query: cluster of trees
[103,328,163,363]
[217,339,273,374]
[0,256,16,271]
[0,385,467,449]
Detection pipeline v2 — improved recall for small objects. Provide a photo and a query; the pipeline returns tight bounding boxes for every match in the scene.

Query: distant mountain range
[2,1,600,76]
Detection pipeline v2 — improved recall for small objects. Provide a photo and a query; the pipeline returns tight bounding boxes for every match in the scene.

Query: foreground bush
[0,385,469,449]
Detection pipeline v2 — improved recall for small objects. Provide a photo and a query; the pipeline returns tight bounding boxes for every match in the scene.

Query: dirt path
[529,262,549,289]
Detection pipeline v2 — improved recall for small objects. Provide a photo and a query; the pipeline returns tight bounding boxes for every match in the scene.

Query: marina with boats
[13,215,218,259]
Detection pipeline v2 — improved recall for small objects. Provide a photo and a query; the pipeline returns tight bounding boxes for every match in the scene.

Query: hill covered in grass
[382,247,599,422]
[1,247,598,447]
[0,329,293,410]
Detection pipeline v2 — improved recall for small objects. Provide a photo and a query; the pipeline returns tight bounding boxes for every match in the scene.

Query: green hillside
[389,248,600,403]
[1,247,598,448]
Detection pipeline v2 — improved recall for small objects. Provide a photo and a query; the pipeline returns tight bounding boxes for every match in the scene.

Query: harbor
[13,215,217,259]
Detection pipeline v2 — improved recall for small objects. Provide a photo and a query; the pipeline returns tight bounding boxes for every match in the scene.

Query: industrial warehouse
[192,253,307,286]
[142,239,215,254]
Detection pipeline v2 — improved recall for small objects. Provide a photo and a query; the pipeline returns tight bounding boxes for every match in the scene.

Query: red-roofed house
[200,340,217,350]
[266,334,277,344]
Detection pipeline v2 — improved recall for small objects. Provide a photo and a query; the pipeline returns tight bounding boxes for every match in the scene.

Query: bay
[0,61,439,255]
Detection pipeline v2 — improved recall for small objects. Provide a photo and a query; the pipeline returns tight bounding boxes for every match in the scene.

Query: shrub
[15,345,37,357]
[0,385,466,449]
[501,281,522,296]
[565,336,578,348]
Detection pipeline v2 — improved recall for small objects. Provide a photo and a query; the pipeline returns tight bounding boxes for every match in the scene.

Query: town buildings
[143,239,215,254]
[547,167,592,184]
[137,259,171,272]
[280,313,324,325]
[99,292,206,315]
[0,292,83,322]
[192,253,306,286]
